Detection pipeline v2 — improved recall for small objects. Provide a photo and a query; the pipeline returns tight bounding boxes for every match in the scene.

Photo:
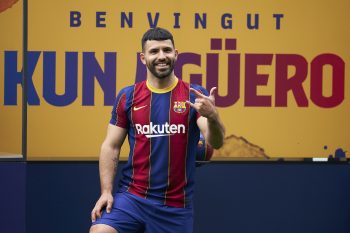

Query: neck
[147,72,176,89]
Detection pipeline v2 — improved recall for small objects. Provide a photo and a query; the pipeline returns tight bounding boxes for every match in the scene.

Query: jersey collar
[146,77,178,93]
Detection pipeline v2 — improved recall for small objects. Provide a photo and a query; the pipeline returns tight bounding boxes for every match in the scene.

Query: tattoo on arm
[112,157,118,166]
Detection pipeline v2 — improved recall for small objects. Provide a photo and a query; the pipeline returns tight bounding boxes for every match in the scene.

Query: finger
[91,209,96,222]
[195,98,204,103]
[94,202,103,218]
[209,87,217,97]
[106,200,113,213]
[190,88,206,98]
[96,208,102,218]
[186,100,198,110]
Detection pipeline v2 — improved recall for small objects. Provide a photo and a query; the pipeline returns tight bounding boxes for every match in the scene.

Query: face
[141,39,178,79]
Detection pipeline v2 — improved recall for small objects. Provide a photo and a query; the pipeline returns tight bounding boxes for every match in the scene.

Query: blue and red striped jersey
[110,78,208,208]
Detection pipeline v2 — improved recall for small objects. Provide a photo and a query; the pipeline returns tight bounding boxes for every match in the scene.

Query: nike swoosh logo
[133,105,147,111]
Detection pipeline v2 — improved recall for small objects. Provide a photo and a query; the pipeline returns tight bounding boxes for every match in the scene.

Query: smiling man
[89,27,225,233]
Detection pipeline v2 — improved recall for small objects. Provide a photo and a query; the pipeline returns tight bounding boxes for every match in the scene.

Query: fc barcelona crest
[173,101,187,113]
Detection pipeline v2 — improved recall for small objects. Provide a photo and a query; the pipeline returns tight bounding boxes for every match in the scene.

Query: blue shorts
[92,191,193,233]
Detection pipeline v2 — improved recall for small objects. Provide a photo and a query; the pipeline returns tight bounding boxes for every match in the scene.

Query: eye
[163,48,173,53]
[149,49,158,54]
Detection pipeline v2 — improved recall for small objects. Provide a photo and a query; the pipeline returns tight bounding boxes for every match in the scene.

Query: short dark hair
[141,27,175,51]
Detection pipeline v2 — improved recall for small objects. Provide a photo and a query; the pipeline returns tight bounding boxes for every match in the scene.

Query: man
[90,27,225,233]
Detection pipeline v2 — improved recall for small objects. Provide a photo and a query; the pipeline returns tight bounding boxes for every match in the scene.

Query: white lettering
[157,124,164,133]
[169,124,177,134]
[134,122,186,138]
[142,124,149,134]
[178,124,185,134]
[135,124,142,134]
[165,122,170,134]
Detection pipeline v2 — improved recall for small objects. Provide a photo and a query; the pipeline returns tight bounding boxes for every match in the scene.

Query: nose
[157,50,166,60]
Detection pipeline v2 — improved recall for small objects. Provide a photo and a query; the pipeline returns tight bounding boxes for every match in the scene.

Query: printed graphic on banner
[0,0,22,158]
[1,0,349,160]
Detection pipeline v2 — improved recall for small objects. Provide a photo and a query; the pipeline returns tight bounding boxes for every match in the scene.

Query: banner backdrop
[1,0,349,160]
[0,0,22,158]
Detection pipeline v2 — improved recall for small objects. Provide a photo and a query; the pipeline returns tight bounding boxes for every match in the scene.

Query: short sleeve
[109,89,128,128]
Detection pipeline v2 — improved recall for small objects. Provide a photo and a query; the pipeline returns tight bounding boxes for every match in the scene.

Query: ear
[174,49,179,62]
[140,52,146,65]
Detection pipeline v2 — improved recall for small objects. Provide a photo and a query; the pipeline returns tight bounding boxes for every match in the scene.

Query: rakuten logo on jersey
[135,122,185,138]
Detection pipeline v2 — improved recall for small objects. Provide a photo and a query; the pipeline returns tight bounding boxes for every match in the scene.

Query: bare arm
[91,124,127,222]
[99,124,127,194]
[187,87,225,149]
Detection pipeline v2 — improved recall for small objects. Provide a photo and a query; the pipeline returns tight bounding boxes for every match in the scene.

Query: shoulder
[189,83,209,96]
[177,79,209,96]
[112,85,136,108]
[118,84,135,96]
[116,83,141,100]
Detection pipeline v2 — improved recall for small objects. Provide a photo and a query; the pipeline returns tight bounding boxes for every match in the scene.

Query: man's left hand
[187,87,218,120]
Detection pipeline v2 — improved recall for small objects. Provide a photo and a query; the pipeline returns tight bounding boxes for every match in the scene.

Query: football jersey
[110,78,208,208]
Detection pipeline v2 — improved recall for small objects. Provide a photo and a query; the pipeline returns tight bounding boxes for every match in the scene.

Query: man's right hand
[91,192,114,222]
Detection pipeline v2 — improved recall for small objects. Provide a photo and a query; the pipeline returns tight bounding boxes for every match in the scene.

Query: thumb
[209,87,217,97]
[209,87,217,100]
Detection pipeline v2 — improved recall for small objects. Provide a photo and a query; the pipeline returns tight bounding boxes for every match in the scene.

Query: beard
[146,58,176,79]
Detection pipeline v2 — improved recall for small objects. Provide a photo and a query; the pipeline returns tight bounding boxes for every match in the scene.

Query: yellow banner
[1,0,349,160]
[0,0,22,158]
